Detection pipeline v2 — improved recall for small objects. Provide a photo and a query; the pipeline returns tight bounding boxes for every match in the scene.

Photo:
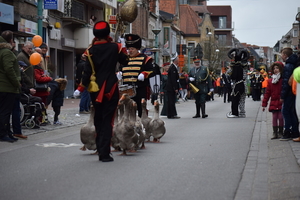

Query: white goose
[79,106,97,153]
[149,100,166,142]
[141,98,152,141]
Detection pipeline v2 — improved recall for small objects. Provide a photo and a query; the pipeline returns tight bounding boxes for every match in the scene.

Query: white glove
[116,71,122,80]
[210,88,214,92]
[189,77,195,82]
[73,90,80,97]
[138,73,145,81]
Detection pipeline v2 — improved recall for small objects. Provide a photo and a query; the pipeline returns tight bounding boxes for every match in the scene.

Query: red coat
[262,78,282,112]
[33,65,52,97]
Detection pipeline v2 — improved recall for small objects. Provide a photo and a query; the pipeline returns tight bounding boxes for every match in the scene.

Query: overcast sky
[207,0,300,47]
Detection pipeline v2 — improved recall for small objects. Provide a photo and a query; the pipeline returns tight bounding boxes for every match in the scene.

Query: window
[188,43,195,57]
[218,35,227,45]
[293,29,298,37]
[219,17,227,29]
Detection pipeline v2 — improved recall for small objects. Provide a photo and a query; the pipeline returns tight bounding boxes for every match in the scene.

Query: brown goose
[141,98,152,141]
[79,106,97,153]
[149,100,166,142]
[115,94,138,155]
[111,103,122,152]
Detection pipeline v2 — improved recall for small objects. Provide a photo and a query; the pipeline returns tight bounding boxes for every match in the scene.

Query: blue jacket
[280,53,298,99]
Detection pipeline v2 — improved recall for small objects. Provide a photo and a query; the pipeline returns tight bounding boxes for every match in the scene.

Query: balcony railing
[62,0,86,24]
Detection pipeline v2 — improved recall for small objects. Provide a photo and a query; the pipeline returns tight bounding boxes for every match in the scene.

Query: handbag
[35,81,49,92]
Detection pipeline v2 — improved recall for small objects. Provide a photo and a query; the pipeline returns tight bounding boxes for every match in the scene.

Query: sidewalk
[22,98,90,136]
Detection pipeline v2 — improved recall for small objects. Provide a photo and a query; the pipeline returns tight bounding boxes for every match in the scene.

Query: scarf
[271,73,281,84]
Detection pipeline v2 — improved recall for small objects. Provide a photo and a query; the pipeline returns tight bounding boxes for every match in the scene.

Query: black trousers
[167,90,177,118]
[0,92,18,138]
[132,87,147,118]
[91,89,119,157]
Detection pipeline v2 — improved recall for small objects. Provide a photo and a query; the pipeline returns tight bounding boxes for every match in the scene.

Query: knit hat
[93,21,110,38]
[125,34,141,49]
[39,43,48,49]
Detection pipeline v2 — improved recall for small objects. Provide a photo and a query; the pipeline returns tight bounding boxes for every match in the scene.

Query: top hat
[93,21,110,38]
[193,56,201,63]
[125,34,141,49]
[171,52,178,61]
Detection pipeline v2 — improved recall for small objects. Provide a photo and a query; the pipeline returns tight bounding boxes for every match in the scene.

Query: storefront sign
[18,18,38,35]
[0,3,14,25]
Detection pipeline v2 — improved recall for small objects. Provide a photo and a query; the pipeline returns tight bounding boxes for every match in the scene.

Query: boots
[278,126,283,138]
[200,104,208,118]
[271,126,278,139]
[193,104,201,118]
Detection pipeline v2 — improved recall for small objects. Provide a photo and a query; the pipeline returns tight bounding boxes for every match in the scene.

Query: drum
[119,84,136,98]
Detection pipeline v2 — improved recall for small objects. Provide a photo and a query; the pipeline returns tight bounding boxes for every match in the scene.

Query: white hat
[171,52,178,61]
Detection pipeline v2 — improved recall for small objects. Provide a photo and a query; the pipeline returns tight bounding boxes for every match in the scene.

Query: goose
[115,94,138,155]
[149,100,166,143]
[79,105,97,153]
[111,103,122,152]
[131,101,146,149]
[141,98,152,141]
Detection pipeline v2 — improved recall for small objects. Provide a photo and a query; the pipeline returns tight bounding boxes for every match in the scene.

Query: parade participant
[262,61,284,139]
[250,68,264,101]
[221,67,232,103]
[74,21,128,162]
[117,34,153,117]
[226,48,249,118]
[166,53,180,119]
[188,56,212,118]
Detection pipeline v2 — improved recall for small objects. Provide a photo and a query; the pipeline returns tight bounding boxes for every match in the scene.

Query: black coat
[75,59,85,85]
[166,63,179,92]
[47,80,64,107]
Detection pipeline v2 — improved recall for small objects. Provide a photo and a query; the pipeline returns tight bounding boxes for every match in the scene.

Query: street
[1,97,300,200]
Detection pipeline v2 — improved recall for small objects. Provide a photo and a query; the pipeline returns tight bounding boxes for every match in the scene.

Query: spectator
[279,47,299,140]
[17,41,34,88]
[0,30,21,142]
[262,61,284,139]
[75,54,91,114]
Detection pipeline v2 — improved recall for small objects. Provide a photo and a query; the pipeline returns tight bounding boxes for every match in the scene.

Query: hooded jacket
[262,77,283,112]
[0,36,20,94]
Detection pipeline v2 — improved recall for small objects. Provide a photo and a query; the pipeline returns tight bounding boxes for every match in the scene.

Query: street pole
[208,32,212,70]
[38,0,43,36]
[187,46,192,72]
[152,29,161,64]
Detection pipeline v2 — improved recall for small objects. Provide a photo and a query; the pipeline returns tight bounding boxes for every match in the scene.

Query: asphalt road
[0,97,299,200]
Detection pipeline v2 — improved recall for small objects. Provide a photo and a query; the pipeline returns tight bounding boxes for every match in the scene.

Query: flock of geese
[80,94,166,156]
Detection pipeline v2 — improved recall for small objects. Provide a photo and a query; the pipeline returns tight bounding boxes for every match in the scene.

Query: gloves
[73,90,80,97]
[116,72,122,80]
[138,73,144,81]
[189,77,195,82]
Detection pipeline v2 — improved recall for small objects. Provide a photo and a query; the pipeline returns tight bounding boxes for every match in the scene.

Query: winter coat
[33,65,52,97]
[166,63,179,92]
[280,54,298,100]
[47,80,64,107]
[262,78,283,112]
[0,36,20,94]
[75,59,85,85]
[17,50,34,88]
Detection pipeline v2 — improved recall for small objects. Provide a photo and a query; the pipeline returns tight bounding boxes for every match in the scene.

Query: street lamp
[187,46,192,72]
[208,32,212,70]
[152,29,161,64]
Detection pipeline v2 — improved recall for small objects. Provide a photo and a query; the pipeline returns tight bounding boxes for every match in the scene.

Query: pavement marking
[35,143,82,148]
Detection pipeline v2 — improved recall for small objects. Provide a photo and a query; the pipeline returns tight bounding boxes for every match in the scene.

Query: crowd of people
[1,22,300,161]
[0,30,67,143]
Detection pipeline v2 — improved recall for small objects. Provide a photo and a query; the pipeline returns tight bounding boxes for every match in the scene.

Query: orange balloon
[30,52,41,65]
[32,35,43,47]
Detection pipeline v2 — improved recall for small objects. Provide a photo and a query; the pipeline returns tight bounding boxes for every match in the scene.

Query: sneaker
[79,111,90,114]
[227,112,238,118]
[0,136,15,143]
[279,136,291,141]
[53,121,62,125]
[99,154,114,162]
[8,133,18,141]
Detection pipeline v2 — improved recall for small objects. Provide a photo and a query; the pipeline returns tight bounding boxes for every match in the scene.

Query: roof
[179,5,202,35]
[190,5,210,14]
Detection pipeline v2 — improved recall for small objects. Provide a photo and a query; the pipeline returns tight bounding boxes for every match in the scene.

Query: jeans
[79,89,91,112]
[11,95,22,134]
[282,94,299,133]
